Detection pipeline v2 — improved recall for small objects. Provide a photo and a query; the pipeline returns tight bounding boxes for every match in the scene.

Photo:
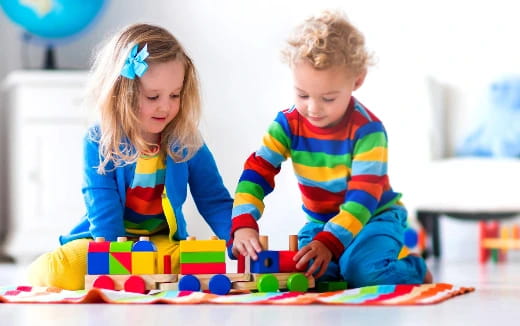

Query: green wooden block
[180,251,225,264]
[110,240,133,252]
[109,254,131,274]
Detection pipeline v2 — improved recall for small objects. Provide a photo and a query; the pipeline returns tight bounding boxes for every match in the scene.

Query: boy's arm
[231,113,291,240]
[314,121,393,259]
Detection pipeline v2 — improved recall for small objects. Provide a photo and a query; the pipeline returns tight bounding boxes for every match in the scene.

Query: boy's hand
[293,240,332,278]
[232,228,263,260]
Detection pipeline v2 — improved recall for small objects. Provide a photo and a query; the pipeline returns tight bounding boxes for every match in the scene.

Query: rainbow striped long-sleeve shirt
[231,97,402,259]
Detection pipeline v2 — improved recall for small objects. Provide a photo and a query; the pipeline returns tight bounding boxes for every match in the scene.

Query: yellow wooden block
[132,251,157,274]
[179,239,226,252]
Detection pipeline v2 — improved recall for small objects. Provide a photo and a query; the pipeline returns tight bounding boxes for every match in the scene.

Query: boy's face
[138,59,185,144]
[292,61,365,128]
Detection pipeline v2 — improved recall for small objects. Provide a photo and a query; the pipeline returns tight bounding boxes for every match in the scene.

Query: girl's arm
[187,143,233,242]
[81,129,126,241]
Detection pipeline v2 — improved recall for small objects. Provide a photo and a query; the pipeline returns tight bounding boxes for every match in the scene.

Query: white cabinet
[0,70,91,260]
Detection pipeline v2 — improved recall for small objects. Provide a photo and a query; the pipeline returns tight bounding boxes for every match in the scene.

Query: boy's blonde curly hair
[282,10,373,74]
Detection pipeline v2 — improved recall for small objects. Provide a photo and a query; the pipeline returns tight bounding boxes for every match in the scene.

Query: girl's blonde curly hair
[85,23,203,174]
[282,10,373,74]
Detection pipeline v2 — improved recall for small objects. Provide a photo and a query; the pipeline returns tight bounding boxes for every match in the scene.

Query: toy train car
[84,235,315,294]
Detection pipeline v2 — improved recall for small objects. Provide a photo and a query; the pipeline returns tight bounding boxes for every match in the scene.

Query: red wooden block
[163,255,172,274]
[180,262,225,275]
[279,250,307,272]
[237,254,245,273]
[88,240,110,253]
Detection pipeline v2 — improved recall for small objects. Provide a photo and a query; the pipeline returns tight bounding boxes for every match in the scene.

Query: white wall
[2,0,520,260]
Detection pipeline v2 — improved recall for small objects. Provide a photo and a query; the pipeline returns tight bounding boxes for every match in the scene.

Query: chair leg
[418,212,442,259]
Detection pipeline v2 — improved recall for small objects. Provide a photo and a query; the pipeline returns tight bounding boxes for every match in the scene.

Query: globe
[0,0,107,41]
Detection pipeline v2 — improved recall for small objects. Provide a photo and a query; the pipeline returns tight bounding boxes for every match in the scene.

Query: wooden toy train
[84,235,315,294]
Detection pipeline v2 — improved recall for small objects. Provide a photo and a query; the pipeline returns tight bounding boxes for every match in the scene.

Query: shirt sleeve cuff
[313,231,345,260]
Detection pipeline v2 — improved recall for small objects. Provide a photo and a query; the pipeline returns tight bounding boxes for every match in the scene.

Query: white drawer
[13,86,88,121]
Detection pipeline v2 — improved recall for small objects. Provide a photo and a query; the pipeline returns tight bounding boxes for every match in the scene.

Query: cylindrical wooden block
[187,236,196,241]
[259,235,268,250]
[210,235,218,240]
[95,237,105,242]
[289,235,298,251]
[139,236,150,241]
[117,236,128,242]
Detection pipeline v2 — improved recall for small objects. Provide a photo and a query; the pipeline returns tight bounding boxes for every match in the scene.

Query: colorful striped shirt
[124,152,168,235]
[231,97,402,259]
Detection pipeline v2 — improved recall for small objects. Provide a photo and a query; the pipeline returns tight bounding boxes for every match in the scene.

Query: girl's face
[138,59,185,144]
[292,61,365,128]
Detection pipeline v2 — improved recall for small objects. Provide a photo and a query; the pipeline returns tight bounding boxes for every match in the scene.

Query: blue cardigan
[60,126,233,245]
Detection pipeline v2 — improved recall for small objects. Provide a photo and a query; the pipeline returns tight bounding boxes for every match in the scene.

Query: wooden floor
[0,259,518,325]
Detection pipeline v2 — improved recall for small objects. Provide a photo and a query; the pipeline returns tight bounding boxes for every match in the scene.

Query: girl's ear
[353,69,367,91]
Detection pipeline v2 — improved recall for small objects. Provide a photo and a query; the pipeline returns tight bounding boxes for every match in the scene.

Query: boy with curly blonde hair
[231,10,431,287]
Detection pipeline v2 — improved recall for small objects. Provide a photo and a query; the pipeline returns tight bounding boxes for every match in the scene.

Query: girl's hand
[232,228,263,260]
[293,240,332,278]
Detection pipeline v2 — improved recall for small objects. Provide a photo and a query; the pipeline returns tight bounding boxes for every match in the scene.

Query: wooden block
[109,252,132,274]
[163,255,172,274]
[132,238,157,252]
[179,239,226,252]
[88,239,110,253]
[87,252,109,275]
[110,240,133,252]
[180,262,225,275]
[250,250,279,273]
[279,250,298,272]
[289,235,298,251]
[132,251,157,274]
[85,274,178,291]
[180,251,225,264]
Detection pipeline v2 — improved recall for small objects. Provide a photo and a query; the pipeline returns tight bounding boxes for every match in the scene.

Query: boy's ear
[353,69,367,91]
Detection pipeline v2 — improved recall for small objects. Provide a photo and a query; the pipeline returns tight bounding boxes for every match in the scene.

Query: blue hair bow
[120,44,149,79]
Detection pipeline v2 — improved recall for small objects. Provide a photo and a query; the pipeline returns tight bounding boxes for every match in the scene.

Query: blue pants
[298,205,427,288]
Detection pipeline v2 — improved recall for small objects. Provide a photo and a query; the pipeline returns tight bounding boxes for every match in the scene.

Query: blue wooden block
[251,250,280,273]
[87,252,109,275]
[132,239,157,252]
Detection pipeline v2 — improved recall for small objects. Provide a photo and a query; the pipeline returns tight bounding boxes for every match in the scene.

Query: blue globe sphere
[0,0,106,41]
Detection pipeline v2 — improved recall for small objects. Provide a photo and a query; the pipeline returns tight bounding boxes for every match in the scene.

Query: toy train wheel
[256,274,279,292]
[92,275,115,290]
[124,275,146,294]
[208,274,232,295]
[178,275,201,292]
[286,273,308,292]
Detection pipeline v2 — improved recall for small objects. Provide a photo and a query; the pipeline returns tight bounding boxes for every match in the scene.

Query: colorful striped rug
[0,283,473,305]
